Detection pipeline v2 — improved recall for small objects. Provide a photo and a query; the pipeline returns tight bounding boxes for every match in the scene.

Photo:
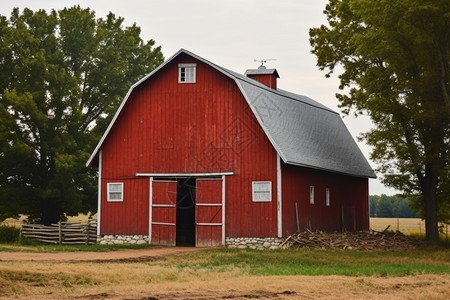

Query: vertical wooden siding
[281,163,369,236]
[100,53,278,237]
[100,177,149,235]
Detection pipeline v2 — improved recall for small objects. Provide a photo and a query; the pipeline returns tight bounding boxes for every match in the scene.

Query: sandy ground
[0,246,202,262]
[1,247,449,300]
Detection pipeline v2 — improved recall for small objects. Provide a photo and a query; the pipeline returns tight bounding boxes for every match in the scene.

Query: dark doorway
[176,178,196,246]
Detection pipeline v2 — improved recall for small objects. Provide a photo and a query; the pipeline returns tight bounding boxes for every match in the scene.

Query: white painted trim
[222,175,226,246]
[277,154,282,237]
[196,223,222,226]
[97,151,102,236]
[152,222,176,226]
[196,203,222,207]
[152,204,176,208]
[151,180,178,183]
[136,172,233,177]
[148,177,153,244]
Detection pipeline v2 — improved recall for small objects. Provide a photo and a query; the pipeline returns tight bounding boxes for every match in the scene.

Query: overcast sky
[1,0,399,195]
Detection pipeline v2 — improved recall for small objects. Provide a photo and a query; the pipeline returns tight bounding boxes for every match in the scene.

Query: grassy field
[0,247,449,299]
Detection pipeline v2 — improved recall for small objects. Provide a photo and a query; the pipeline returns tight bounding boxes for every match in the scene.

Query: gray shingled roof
[87,49,376,178]
[244,67,280,78]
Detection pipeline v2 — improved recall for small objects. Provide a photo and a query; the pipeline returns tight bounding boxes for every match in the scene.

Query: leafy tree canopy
[0,6,164,225]
[369,194,419,218]
[310,0,449,242]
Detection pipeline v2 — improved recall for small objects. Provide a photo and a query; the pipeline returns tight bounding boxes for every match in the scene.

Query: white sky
[1,0,399,195]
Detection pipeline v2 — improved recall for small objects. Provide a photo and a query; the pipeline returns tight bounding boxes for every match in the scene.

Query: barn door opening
[196,178,223,247]
[176,178,196,246]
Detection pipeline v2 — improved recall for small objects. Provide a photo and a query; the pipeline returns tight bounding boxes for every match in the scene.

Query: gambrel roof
[87,49,376,178]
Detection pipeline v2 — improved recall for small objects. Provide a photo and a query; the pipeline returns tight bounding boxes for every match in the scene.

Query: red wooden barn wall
[246,74,277,89]
[100,52,278,237]
[281,163,369,236]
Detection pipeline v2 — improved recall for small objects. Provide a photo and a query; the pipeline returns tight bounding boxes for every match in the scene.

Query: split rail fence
[21,220,97,245]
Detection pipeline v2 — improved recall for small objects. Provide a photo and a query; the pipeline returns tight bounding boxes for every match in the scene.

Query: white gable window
[252,181,272,202]
[107,183,123,202]
[178,63,196,83]
[326,188,330,206]
[310,186,315,204]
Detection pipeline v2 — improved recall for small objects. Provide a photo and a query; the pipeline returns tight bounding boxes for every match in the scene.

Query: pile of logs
[280,229,422,251]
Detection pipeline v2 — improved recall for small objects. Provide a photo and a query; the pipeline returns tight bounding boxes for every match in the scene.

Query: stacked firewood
[280,229,422,251]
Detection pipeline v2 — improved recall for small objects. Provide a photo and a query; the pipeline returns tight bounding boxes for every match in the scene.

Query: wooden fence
[21,220,97,245]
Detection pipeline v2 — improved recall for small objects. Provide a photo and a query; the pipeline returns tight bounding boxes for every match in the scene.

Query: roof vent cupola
[245,59,279,89]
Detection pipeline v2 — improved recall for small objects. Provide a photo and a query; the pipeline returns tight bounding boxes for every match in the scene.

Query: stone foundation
[225,237,285,249]
[98,235,149,245]
[97,235,284,249]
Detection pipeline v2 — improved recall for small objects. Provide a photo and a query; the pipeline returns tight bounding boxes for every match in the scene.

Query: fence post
[58,221,62,245]
[86,222,90,245]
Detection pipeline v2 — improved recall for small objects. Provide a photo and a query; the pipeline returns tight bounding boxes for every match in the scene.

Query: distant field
[371,217,426,233]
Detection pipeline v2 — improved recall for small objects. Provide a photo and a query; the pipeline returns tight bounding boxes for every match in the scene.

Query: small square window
[326,188,330,206]
[178,63,196,83]
[107,183,123,202]
[310,186,314,204]
[252,181,272,202]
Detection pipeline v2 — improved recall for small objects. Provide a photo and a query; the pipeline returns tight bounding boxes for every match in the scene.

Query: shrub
[0,225,21,243]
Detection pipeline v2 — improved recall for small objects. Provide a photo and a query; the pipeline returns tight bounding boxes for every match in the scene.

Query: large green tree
[0,6,164,225]
[310,0,449,242]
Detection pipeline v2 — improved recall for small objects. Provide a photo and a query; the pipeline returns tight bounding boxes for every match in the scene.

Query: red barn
[87,49,376,247]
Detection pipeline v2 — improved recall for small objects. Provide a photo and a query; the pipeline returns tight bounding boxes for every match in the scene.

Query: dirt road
[0,246,202,262]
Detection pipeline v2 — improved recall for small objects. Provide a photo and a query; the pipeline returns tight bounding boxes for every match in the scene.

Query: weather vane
[254,58,276,68]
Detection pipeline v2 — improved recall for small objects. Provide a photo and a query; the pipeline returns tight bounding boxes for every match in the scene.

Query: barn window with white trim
[310,186,315,204]
[178,63,196,83]
[252,181,272,202]
[107,183,123,202]
[326,188,330,206]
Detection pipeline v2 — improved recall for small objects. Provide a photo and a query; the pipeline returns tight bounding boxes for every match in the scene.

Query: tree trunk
[41,201,62,226]
[424,190,439,243]
[422,166,440,243]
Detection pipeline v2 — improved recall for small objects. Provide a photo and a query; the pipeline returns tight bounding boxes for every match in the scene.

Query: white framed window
[107,183,123,202]
[326,188,330,206]
[178,63,196,83]
[252,181,272,202]
[310,186,314,204]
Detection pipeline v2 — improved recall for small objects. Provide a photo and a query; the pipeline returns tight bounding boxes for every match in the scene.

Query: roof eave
[284,160,377,179]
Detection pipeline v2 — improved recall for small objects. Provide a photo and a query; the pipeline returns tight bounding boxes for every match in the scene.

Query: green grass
[0,243,152,252]
[170,248,450,276]
[0,225,21,243]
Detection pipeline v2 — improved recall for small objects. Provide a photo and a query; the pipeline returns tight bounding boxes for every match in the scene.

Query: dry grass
[0,259,448,299]
[1,214,96,228]
[370,217,426,233]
